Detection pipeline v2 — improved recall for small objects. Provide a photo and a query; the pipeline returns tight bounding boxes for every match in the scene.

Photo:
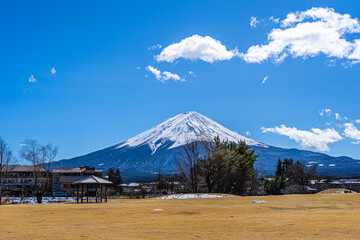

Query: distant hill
[52,112,360,181]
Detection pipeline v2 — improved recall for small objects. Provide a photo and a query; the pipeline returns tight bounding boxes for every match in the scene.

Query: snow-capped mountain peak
[117,111,265,154]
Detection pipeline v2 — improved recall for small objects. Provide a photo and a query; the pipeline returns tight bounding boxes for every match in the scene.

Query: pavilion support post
[77,185,79,203]
[81,184,83,203]
[105,185,107,203]
[95,184,98,203]
[100,184,103,203]
[87,184,89,203]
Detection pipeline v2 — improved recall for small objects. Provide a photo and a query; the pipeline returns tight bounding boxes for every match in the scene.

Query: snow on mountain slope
[117,111,265,154]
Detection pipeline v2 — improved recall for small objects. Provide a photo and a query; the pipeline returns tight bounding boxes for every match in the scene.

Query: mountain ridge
[52,111,360,180]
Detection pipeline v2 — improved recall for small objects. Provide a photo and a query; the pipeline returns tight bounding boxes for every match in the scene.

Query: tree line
[177,136,259,195]
[264,158,317,194]
[177,136,319,196]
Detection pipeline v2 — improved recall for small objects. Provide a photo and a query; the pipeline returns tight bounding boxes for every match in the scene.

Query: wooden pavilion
[72,175,113,203]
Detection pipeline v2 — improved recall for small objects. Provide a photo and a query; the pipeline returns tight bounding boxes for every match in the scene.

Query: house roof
[128,183,141,187]
[52,168,104,174]
[72,175,113,185]
[1,165,45,172]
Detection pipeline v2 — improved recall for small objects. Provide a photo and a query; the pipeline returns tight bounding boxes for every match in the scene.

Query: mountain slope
[116,111,265,153]
[53,112,360,181]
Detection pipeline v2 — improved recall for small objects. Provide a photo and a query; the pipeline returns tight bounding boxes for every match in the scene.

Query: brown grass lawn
[0,193,360,240]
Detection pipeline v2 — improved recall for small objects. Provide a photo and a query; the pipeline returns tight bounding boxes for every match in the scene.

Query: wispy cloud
[146,65,184,83]
[241,7,360,64]
[261,124,343,151]
[28,75,37,83]
[51,67,56,75]
[245,131,251,136]
[319,108,332,117]
[250,17,259,28]
[148,44,162,50]
[155,35,239,63]
[261,75,269,84]
[269,16,280,24]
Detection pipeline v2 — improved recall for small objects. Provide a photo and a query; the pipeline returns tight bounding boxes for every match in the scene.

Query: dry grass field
[1,193,360,240]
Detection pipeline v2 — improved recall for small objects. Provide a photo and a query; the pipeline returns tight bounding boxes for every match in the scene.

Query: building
[51,166,105,194]
[0,165,47,195]
[0,165,105,196]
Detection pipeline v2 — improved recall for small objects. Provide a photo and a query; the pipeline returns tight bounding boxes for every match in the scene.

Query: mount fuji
[53,112,360,181]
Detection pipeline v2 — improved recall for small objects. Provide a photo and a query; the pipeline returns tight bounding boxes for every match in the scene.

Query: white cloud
[326,122,332,126]
[148,44,162,50]
[146,65,161,79]
[136,67,141,70]
[335,113,341,120]
[356,119,360,124]
[28,75,37,83]
[241,7,360,64]
[261,124,343,151]
[162,71,182,81]
[270,16,280,24]
[155,35,239,63]
[261,75,269,84]
[250,17,259,28]
[348,39,360,62]
[319,108,332,117]
[51,67,56,75]
[343,123,360,143]
[146,65,184,83]
[245,131,251,136]
[188,71,196,77]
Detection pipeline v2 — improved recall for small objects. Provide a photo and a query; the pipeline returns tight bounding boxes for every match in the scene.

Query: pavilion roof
[72,175,113,185]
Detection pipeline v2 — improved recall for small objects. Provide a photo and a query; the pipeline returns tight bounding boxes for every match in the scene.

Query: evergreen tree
[201,137,259,195]
[107,168,123,193]
[264,158,293,195]
[156,172,169,192]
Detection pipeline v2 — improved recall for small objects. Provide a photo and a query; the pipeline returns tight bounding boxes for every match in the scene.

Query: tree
[177,136,259,195]
[229,141,259,195]
[107,168,123,194]
[156,172,169,193]
[209,139,233,193]
[198,136,225,193]
[264,158,292,195]
[176,141,204,193]
[0,137,15,205]
[285,161,317,193]
[20,140,58,203]
[264,158,317,194]
[198,137,259,195]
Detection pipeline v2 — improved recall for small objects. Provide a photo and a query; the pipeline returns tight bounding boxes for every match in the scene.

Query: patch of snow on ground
[159,194,226,200]
[251,200,267,203]
[6,197,76,204]
[153,209,163,211]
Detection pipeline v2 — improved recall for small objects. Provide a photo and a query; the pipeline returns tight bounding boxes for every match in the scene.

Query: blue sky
[1,0,360,162]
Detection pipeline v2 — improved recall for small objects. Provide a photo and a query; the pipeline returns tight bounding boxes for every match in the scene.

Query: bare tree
[285,161,317,194]
[20,140,58,203]
[176,141,204,193]
[0,137,15,205]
